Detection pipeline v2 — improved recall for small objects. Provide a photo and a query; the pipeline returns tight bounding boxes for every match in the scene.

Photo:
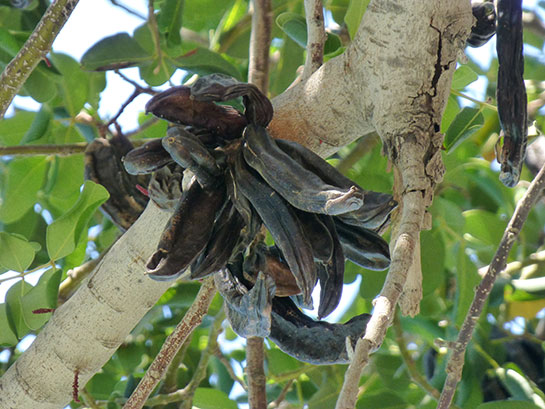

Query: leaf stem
[451,89,497,112]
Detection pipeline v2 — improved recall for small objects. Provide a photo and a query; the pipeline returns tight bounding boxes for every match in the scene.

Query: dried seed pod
[467,1,496,47]
[122,138,173,175]
[190,201,245,279]
[147,165,183,210]
[191,74,274,126]
[85,136,149,231]
[215,269,275,338]
[146,177,226,281]
[232,150,316,304]
[334,219,390,271]
[295,210,334,264]
[145,85,247,139]
[496,0,527,187]
[316,215,345,319]
[162,128,218,188]
[275,138,397,231]
[269,297,371,365]
[243,125,364,215]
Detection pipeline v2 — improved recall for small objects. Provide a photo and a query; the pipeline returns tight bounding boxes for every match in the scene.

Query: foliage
[1,0,545,408]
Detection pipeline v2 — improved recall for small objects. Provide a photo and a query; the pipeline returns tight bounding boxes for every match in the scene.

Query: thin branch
[248,0,272,93]
[110,0,147,20]
[115,70,158,95]
[436,162,545,409]
[302,0,326,81]
[267,379,294,409]
[0,0,80,119]
[0,143,87,156]
[451,90,497,112]
[147,0,163,75]
[393,313,462,409]
[122,278,216,409]
[335,132,380,174]
[246,337,267,409]
[161,337,192,394]
[214,348,248,391]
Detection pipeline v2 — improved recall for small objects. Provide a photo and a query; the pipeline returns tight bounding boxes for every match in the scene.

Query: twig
[115,70,158,95]
[110,0,146,20]
[107,89,143,127]
[214,348,248,390]
[161,337,192,394]
[335,132,380,174]
[147,0,163,75]
[58,255,105,305]
[248,0,272,93]
[0,0,79,119]
[0,143,87,156]
[122,278,216,409]
[267,379,294,409]
[436,162,545,409]
[246,337,267,409]
[302,0,326,81]
[393,313,462,409]
[450,89,497,112]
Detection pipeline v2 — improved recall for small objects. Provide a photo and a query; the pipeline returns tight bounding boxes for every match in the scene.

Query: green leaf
[182,0,235,32]
[172,45,241,79]
[158,0,184,48]
[80,33,151,71]
[0,156,48,223]
[0,303,19,346]
[477,401,541,409]
[463,209,506,249]
[5,279,33,339]
[22,67,57,102]
[451,65,479,90]
[46,180,109,260]
[0,27,22,55]
[50,53,89,116]
[495,368,538,402]
[0,110,36,145]
[266,348,302,376]
[356,391,407,409]
[444,107,484,153]
[454,250,480,327]
[441,94,460,132]
[192,388,238,409]
[0,232,38,272]
[276,12,307,48]
[324,32,342,55]
[20,104,52,144]
[345,0,370,40]
[421,230,445,296]
[21,267,61,330]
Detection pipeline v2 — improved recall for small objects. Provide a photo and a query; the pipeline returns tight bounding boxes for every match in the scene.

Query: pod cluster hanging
[118,74,396,364]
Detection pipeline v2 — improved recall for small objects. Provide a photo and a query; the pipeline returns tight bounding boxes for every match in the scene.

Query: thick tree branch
[436,162,545,409]
[302,0,326,80]
[0,0,79,119]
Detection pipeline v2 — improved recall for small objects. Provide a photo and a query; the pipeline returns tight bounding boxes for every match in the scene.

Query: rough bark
[0,1,473,408]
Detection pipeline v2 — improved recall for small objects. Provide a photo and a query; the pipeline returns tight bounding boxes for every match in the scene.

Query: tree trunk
[0,1,472,408]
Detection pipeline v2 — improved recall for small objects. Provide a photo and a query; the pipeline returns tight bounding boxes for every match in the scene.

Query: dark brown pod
[269,297,371,365]
[496,0,527,187]
[467,1,496,47]
[145,86,247,139]
[122,138,173,175]
[191,74,274,127]
[146,177,226,281]
[85,136,149,231]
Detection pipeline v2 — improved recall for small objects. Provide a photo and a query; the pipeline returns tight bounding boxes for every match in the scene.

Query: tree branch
[436,162,545,409]
[248,0,272,93]
[302,0,326,81]
[122,277,216,409]
[0,0,80,119]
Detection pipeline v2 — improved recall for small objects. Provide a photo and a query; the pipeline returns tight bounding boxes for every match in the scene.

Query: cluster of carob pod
[86,74,396,365]
[468,0,528,187]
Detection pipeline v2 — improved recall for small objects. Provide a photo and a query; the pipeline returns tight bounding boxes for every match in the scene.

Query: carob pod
[122,138,173,175]
[162,127,220,188]
[147,165,183,210]
[275,139,397,231]
[496,0,528,187]
[146,177,226,281]
[295,210,334,264]
[232,150,317,304]
[85,135,149,231]
[269,297,371,365]
[191,74,274,127]
[334,219,390,271]
[242,125,364,215]
[190,201,245,279]
[145,85,247,139]
[242,242,301,297]
[215,268,275,338]
[316,215,345,319]
[467,1,496,47]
